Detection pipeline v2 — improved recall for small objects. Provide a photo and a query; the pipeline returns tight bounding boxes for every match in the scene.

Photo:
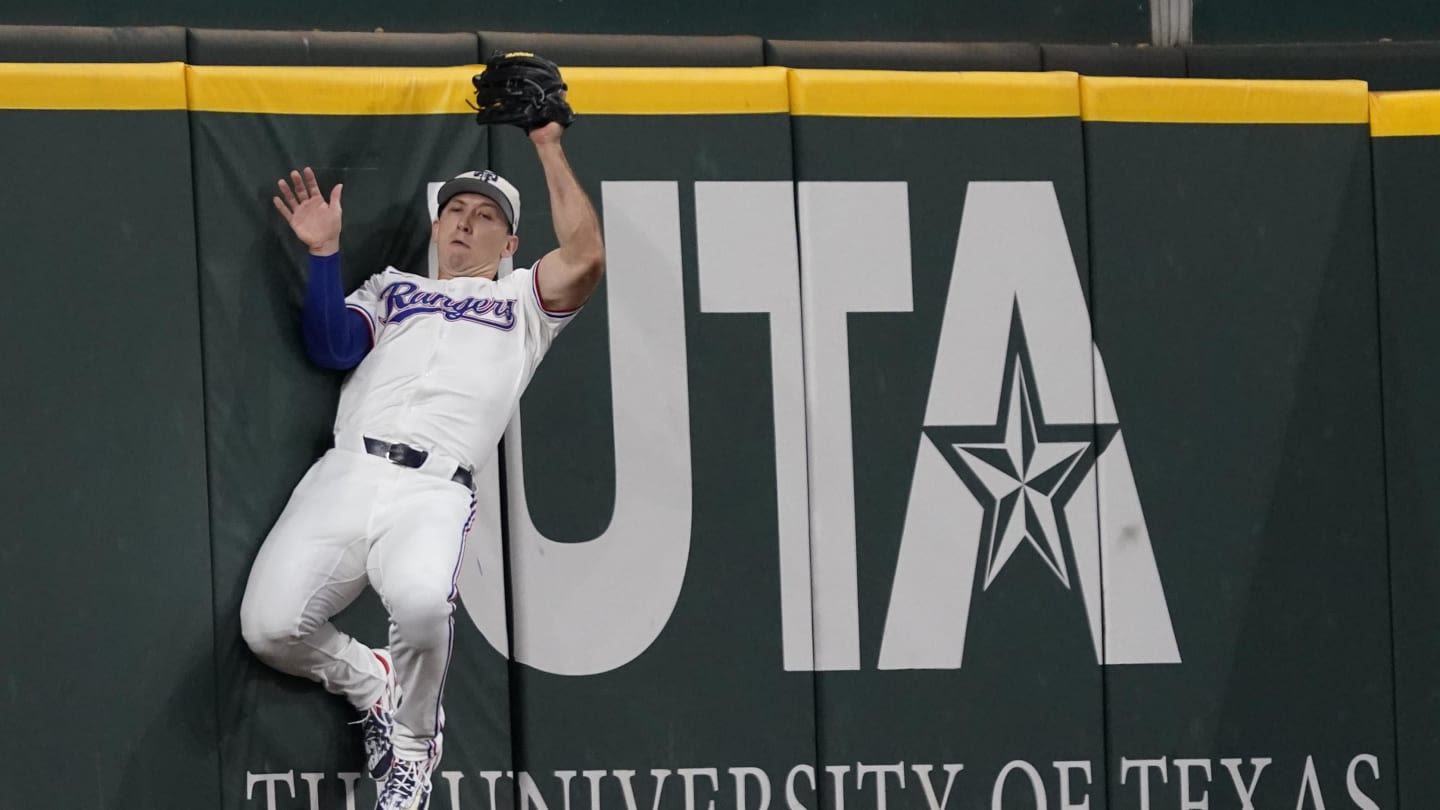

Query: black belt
[360,437,474,491]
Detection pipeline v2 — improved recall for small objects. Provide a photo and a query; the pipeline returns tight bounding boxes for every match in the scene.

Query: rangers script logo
[381,281,517,330]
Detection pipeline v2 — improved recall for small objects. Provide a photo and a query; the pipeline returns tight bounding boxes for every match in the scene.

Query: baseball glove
[470,51,576,132]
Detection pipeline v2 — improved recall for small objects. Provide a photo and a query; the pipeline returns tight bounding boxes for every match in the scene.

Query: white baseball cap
[436,170,521,231]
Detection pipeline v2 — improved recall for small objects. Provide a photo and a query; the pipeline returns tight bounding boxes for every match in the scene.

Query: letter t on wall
[796,181,914,670]
[696,181,913,671]
[695,181,813,671]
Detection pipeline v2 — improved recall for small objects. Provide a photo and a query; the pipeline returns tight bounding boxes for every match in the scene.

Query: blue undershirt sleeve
[302,252,373,370]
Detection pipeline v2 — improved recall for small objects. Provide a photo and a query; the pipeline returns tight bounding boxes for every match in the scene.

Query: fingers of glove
[524,55,563,76]
[540,95,575,127]
[476,80,522,101]
[476,97,528,116]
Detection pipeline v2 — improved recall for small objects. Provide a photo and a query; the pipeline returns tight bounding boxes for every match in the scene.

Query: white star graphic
[924,306,1115,594]
[952,361,1092,590]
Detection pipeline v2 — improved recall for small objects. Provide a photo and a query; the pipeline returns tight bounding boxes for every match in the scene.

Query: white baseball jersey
[336,263,577,470]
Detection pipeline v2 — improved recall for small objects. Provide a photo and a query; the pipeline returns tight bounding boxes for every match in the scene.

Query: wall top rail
[0,61,185,110]
[185,64,791,116]
[2,61,1427,130]
[1370,90,1440,137]
[1081,76,1370,124]
[186,65,477,114]
[787,69,1079,118]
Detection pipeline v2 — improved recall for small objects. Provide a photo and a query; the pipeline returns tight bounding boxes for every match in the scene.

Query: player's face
[433,193,519,278]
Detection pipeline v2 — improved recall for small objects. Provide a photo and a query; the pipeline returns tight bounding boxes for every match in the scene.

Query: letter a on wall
[879,182,1180,669]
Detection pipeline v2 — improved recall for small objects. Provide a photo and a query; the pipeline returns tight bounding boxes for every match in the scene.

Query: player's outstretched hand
[273,167,343,256]
[529,120,565,147]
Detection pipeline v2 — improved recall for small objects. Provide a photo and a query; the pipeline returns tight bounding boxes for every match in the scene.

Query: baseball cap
[436,170,521,231]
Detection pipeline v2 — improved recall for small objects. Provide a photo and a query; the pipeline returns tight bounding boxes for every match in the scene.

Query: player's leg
[239,449,390,710]
[367,475,475,768]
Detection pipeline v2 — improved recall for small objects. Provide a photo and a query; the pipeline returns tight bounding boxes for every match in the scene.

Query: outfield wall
[4,61,1440,810]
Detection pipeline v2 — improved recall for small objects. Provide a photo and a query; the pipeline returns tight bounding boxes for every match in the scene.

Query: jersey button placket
[398,318,446,427]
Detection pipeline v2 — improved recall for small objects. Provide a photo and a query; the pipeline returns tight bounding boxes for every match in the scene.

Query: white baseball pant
[240,444,475,762]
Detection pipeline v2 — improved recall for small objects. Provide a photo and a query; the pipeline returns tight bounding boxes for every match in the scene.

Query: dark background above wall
[13,25,1440,91]
[0,0,1150,46]
[8,0,1440,44]
[1196,0,1440,43]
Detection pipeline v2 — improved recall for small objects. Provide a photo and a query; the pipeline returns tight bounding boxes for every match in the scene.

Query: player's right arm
[273,167,372,370]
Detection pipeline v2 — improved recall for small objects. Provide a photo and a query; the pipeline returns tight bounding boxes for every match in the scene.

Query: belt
[360,436,475,491]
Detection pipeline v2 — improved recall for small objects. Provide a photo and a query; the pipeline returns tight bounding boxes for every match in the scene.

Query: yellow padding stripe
[789,70,1079,118]
[0,63,1393,128]
[187,65,789,116]
[1081,77,1369,124]
[0,62,186,110]
[1370,91,1440,137]
[565,67,789,114]
[187,65,478,114]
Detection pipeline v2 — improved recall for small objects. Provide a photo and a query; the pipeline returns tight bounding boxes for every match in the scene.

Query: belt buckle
[386,442,428,468]
[386,443,410,465]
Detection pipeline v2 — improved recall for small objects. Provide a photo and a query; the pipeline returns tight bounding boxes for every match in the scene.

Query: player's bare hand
[273,167,343,256]
[529,121,565,147]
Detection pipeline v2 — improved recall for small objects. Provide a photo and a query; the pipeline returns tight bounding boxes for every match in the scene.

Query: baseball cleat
[362,649,401,781]
[376,756,434,810]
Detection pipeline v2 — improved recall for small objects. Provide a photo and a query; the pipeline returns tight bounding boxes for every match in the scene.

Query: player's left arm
[531,122,605,313]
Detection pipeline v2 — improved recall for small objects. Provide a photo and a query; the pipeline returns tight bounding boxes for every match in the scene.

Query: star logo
[924,300,1118,592]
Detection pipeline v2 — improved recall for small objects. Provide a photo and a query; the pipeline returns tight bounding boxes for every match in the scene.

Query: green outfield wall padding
[1372,108,1440,810]
[11,63,1440,810]
[1084,79,1394,809]
[185,66,512,810]
[487,68,819,810]
[0,70,216,807]
[789,70,1108,810]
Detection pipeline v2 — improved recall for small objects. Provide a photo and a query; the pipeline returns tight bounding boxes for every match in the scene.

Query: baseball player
[238,115,603,810]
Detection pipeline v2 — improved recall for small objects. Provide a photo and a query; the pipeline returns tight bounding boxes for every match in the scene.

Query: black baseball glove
[470,51,576,132]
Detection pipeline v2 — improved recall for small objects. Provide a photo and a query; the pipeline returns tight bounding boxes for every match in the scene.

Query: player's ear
[430,218,441,243]
[502,234,519,258]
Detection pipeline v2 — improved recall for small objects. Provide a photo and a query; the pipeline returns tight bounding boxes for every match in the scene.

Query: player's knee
[243,626,289,663]
[240,603,303,662]
[388,591,455,650]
